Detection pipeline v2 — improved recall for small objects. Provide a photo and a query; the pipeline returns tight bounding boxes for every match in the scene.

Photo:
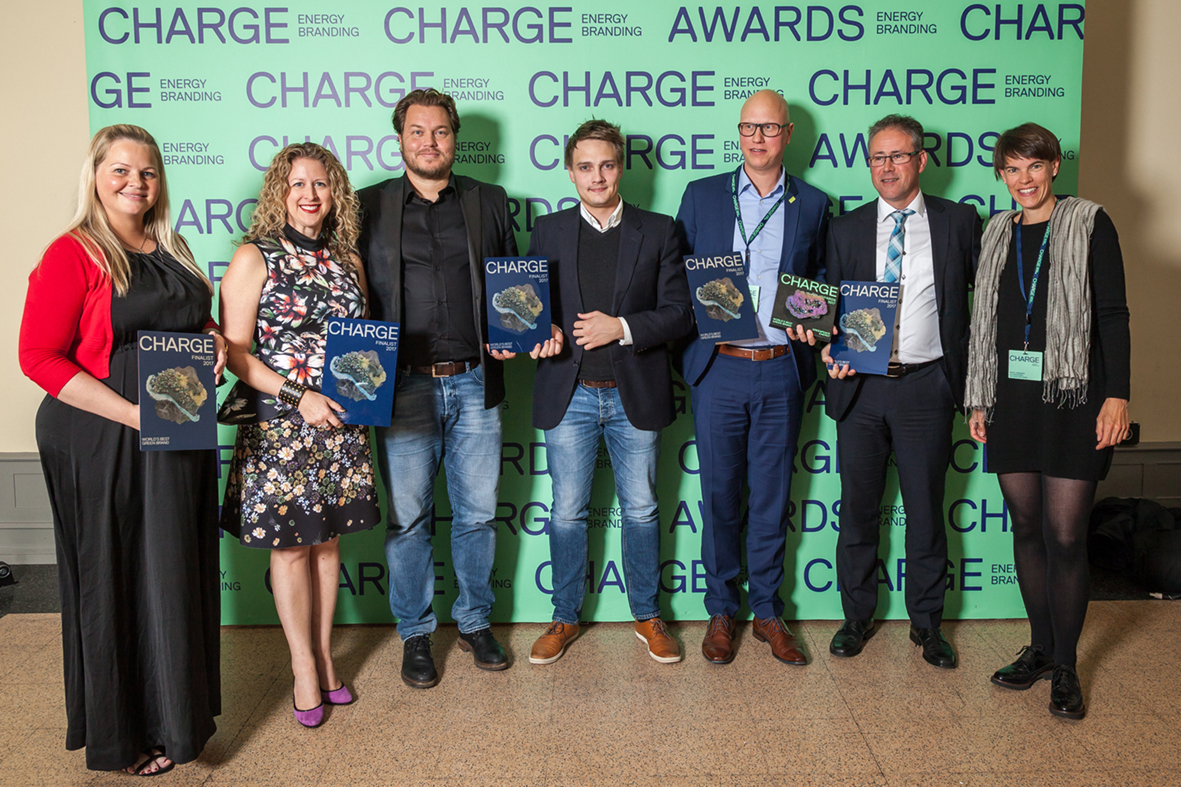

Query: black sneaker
[401,635,439,689]
[990,645,1054,690]
[457,628,509,671]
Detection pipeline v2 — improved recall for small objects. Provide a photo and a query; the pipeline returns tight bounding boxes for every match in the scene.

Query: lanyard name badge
[731,167,786,311]
[1007,220,1049,381]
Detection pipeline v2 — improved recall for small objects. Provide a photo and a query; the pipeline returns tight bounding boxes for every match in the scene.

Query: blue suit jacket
[674,167,830,390]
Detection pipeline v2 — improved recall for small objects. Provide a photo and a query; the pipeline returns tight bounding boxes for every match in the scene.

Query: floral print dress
[219,226,380,548]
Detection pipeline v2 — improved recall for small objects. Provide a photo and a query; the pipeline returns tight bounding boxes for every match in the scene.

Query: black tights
[998,472,1096,668]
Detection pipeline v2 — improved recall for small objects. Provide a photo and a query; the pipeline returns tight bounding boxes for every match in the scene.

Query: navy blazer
[674,167,830,390]
[356,174,518,409]
[823,193,982,421]
[529,204,694,432]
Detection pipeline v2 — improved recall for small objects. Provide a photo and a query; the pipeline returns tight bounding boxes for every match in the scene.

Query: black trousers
[834,363,955,628]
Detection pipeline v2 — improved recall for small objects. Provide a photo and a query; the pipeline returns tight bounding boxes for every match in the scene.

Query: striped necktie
[883,209,915,283]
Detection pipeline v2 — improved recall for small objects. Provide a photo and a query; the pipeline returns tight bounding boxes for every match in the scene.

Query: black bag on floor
[1088,497,1176,572]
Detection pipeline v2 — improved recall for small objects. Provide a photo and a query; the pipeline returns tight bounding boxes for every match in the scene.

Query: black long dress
[34,247,221,771]
[986,210,1131,481]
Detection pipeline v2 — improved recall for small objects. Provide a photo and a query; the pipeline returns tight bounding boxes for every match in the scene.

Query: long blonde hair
[61,124,211,296]
[243,143,360,263]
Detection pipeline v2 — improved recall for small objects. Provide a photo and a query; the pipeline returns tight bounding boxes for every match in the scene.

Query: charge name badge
[1008,349,1043,381]
[748,284,760,312]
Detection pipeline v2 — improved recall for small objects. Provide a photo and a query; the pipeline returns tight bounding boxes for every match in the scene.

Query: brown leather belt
[885,359,940,378]
[405,359,480,377]
[717,344,790,361]
[579,379,617,388]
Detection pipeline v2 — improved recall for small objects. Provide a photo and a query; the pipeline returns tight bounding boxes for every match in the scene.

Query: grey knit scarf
[964,195,1101,418]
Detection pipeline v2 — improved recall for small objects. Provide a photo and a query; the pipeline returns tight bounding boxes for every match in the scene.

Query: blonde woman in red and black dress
[218,142,379,728]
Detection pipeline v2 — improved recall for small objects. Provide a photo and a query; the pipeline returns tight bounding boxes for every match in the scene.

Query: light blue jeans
[544,384,662,624]
[376,367,501,639]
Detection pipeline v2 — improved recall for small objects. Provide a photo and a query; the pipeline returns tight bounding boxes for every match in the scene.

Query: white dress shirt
[875,193,942,363]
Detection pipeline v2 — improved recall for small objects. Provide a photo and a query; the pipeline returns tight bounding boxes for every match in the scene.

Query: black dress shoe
[829,619,876,658]
[401,635,439,689]
[991,645,1054,690]
[1049,665,1086,719]
[458,628,509,671]
[909,626,957,669]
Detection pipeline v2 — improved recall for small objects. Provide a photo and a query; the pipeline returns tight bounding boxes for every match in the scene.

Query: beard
[403,147,455,180]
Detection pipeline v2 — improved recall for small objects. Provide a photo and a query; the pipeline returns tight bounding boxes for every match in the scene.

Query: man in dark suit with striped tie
[822,115,981,668]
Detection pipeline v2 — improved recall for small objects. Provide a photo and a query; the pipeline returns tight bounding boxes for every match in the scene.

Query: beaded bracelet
[278,379,307,408]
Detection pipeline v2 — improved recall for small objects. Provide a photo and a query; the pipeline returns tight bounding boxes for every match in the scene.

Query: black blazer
[530,204,694,431]
[824,194,982,421]
[357,174,518,409]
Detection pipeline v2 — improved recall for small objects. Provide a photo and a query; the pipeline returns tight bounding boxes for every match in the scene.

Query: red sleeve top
[19,235,116,397]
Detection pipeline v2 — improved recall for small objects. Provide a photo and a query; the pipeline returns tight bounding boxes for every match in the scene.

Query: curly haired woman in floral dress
[218,142,380,727]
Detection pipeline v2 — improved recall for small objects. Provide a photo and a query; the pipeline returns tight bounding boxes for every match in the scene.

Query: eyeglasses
[737,123,786,137]
[867,152,922,167]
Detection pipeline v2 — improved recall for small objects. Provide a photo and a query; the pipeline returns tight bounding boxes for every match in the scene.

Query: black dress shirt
[400,179,479,366]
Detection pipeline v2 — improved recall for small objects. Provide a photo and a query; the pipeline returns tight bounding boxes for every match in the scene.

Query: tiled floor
[1,602,1178,786]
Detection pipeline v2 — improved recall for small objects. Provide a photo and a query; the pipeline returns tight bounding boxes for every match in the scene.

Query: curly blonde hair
[244,143,360,262]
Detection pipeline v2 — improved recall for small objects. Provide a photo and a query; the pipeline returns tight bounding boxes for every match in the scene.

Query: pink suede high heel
[293,695,325,728]
[321,682,354,705]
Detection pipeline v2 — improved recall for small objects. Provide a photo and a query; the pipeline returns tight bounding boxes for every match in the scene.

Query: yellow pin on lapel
[789,196,796,204]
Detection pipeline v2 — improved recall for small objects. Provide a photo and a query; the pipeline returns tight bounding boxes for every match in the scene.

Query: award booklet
[826,281,901,375]
[484,256,552,354]
[323,318,400,427]
[684,253,760,344]
[769,273,839,341]
[137,331,218,451]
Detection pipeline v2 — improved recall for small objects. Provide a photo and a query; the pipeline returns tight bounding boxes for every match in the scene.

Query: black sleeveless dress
[35,247,221,770]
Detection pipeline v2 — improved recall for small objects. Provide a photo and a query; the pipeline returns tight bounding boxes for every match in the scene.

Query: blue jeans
[376,367,501,639]
[544,384,662,624]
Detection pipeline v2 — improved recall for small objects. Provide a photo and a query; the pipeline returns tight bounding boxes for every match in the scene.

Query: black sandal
[130,748,174,777]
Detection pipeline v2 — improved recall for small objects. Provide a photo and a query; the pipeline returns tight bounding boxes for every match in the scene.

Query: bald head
[741,90,789,125]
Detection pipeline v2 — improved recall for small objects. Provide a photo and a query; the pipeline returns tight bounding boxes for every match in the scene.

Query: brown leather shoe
[701,614,736,664]
[529,621,580,665]
[752,617,807,665]
[635,618,682,663]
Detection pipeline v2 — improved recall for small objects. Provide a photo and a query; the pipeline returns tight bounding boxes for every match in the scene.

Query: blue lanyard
[730,166,786,268]
[1015,220,1050,350]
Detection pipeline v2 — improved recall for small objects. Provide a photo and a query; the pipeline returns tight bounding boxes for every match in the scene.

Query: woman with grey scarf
[965,123,1130,721]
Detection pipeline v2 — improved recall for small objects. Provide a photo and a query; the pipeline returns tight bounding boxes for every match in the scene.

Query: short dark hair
[392,88,461,136]
[992,123,1061,180]
[564,119,625,169]
[867,114,924,154]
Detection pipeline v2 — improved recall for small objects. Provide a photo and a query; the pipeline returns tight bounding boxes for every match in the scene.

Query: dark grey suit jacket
[357,174,518,409]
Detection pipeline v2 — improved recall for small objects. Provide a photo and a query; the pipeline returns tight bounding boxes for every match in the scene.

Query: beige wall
[2,0,1178,453]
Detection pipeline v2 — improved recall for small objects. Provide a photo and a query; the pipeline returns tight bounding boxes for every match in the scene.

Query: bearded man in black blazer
[822,115,981,668]
[525,120,694,666]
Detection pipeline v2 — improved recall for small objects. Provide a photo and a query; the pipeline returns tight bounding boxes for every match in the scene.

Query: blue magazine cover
[137,331,218,451]
[827,281,901,375]
[484,256,551,353]
[323,318,400,427]
[684,253,760,343]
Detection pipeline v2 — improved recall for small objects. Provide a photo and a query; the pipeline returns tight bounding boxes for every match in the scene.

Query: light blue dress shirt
[729,167,787,347]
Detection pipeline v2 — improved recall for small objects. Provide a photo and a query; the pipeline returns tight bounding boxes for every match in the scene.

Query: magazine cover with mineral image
[769,273,839,341]
[684,253,760,344]
[484,256,552,353]
[323,318,400,427]
[827,281,900,376]
[137,330,218,451]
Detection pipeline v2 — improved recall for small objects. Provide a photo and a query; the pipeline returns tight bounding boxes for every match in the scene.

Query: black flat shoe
[401,635,439,689]
[829,619,876,658]
[909,626,957,669]
[458,627,509,671]
[991,645,1054,690]
[1049,665,1086,719]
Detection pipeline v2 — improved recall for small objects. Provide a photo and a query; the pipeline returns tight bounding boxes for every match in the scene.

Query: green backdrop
[82,0,1086,623]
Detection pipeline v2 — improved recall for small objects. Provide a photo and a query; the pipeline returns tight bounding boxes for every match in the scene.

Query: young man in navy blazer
[525,120,694,665]
[822,115,981,668]
[675,91,830,666]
